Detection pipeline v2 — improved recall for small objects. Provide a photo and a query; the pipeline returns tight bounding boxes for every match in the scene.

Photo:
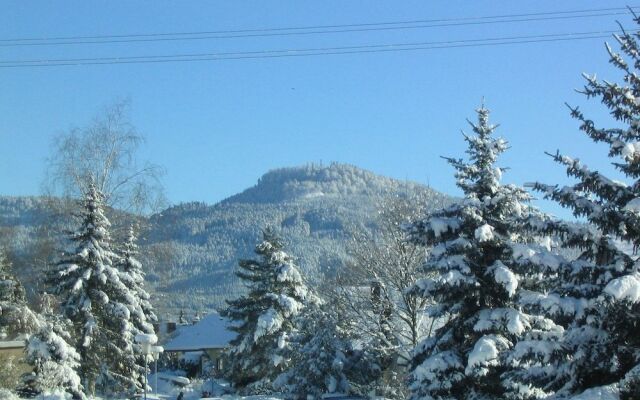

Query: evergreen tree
[620,364,640,400]
[118,225,157,332]
[0,248,38,390]
[23,294,85,399]
[523,18,640,397]
[221,228,309,393]
[117,225,157,391]
[276,288,386,399]
[406,106,563,400]
[274,303,350,399]
[48,182,139,396]
[0,248,37,340]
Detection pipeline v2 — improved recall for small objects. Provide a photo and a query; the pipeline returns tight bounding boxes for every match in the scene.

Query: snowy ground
[7,373,283,400]
[140,373,239,400]
[10,389,283,400]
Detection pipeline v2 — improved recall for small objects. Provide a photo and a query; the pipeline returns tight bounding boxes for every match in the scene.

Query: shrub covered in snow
[274,304,349,399]
[0,248,38,340]
[0,388,19,400]
[23,301,85,400]
[0,247,39,389]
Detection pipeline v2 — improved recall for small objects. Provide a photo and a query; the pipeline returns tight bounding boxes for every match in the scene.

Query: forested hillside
[0,163,451,317]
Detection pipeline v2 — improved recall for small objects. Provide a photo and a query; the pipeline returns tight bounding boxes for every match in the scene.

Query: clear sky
[0,1,636,218]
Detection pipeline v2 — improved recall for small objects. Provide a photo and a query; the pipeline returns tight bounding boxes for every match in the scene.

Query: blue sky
[0,1,636,218]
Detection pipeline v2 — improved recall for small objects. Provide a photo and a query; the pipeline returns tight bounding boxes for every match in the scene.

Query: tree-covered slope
[0,163,451,317]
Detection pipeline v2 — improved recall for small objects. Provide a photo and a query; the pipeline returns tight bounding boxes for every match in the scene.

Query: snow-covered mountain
[0,163,451,318]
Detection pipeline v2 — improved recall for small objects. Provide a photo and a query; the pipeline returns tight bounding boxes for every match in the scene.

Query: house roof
[163,313,236,352]
[0,340,25,349]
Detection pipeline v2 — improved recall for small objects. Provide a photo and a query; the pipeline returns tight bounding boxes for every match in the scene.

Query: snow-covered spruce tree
[277,283,386,399]
[118,225,156,330]
[221,228,309,393]
[117,225,157,390]
[619,364,640,400]
[406,106,563,400]
[48,182,140,396]
[0,248,37,340]
[274,303,350,399]
[23,294,85,399]
[525,19,640,397]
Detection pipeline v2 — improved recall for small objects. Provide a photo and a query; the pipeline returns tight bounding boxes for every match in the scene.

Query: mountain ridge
[222,162,430,204]
[0,163,451,317]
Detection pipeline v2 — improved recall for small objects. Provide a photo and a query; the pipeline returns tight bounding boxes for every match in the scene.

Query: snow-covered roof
[163,313,235,352]
[0,340,25,349]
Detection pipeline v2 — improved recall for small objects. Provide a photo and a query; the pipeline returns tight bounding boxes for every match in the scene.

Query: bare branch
[43,99,166,215]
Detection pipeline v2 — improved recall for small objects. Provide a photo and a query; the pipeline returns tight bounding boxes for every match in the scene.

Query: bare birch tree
[337,191,441,356]
[321,190,447,397]
[43,99,166,215]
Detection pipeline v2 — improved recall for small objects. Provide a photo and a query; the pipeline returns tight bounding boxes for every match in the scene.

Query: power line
[3,5,635,42]
[0,30,618,65]
[0,30,622,68]
[0,7,636,47]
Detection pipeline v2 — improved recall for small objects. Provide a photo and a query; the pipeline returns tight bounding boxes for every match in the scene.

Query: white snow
[164,313,236,351]
[429,218,461,238]
[413,350,463,382]
[277,333,286,349]
[475,224,495,242]
[156,373,191,386]
[302,191,324,198]
[34,392,72,400]
[0,339,25,349]
[540,236,552,251]
[494,167,503,181]
[271,353,283,366]
[438,270,475,287]
[270,250,289,265]
[604,272,640,303]
[0,389,20,400]
[621,142,640,161]
[474,308,527,336]
[491,262,518,297]
[519,290,588,319]
[135,333,158,345]
[568,384,620,400]
[511,243,563,270]
[623,197,640,213]
[276,263,302,284]
[466,335,509,376]
[512,246,535,259]
[506,312,526,336]
[254,308,283,341]
[202,396,281,400]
